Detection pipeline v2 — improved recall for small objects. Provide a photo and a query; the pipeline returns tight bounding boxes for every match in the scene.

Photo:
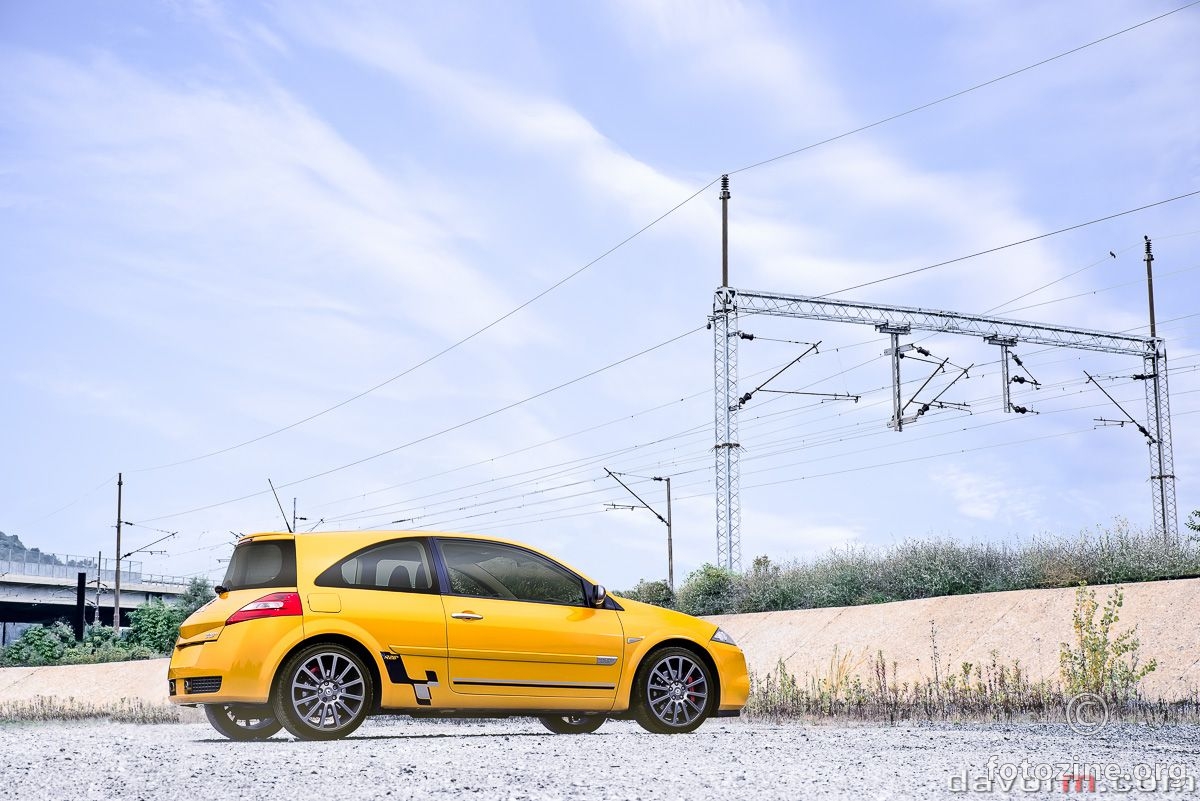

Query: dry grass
[746,621,1200,727]
[0,696,184,724]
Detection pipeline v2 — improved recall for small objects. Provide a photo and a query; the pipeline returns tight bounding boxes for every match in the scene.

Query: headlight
[710,627,737,646]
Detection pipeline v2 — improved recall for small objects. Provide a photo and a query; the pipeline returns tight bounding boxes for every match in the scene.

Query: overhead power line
[728,1,1200,175]
[130,181,720,475]
[135,326,703,523]
[825,190,1200,297]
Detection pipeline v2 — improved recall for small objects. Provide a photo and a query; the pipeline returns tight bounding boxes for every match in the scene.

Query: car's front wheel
[203,703,282,740]
[632,647,713,734]
[538,715,605,734]
[272,643,374,741]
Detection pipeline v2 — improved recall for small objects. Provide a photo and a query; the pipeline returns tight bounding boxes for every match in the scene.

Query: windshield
[220,539,297,592]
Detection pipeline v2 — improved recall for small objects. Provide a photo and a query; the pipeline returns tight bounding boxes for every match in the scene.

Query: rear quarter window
[315,539,436,593]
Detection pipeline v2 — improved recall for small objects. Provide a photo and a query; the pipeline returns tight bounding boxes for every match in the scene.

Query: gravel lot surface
[2,717,1198,800]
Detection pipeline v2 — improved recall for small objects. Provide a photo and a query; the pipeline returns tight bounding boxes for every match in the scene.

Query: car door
[305,536,448,710]
[435,538,624,705]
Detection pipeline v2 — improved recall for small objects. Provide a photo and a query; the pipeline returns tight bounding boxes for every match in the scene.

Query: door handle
[451,612,484,621]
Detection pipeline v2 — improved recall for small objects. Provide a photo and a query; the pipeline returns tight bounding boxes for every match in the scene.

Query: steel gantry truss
[711,287,1179,562]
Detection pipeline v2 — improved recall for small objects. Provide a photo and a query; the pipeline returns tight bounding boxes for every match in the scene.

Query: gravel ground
[2,717,1198,800]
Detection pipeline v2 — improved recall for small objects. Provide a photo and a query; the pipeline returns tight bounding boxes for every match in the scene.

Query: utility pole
[95,550,103,626]
[604,468,674,590]
[721,175,730,288]
[655,476,673,591]
[292,498,306,532]
[1145,236,1157,338]
[113,473,122,635]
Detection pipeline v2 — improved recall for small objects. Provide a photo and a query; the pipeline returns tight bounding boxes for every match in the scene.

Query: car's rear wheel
[203,703,282,740]
[632,647,713,734]
[273,643,374,741]
[538,715,605,734]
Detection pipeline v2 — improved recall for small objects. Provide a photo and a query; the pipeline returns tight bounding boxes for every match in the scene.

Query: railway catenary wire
[409,401,1200,536]
[306,341,1200,531]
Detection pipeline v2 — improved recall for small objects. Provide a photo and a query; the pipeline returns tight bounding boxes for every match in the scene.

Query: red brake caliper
[685,667,699,704]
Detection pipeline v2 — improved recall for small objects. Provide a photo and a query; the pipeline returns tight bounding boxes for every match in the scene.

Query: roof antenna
[268,478,294,533]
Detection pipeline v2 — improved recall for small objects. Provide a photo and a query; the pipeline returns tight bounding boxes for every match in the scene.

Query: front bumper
[712,643,751,713]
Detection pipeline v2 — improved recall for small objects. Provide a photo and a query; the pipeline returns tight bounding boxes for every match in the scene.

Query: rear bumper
[167,617,303,706]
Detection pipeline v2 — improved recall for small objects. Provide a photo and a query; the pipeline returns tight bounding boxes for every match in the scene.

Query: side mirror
[591,584,607,607]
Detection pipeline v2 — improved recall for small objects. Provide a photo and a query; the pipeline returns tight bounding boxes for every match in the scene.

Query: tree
[175,577,216,616]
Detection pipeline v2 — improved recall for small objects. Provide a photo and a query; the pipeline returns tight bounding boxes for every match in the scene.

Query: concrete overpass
[0,551,189,644]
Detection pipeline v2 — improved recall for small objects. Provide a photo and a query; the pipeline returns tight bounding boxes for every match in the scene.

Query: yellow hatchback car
[169,531,749,740]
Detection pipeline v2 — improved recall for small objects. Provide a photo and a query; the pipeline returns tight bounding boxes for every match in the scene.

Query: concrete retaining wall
[709,578,1199,699]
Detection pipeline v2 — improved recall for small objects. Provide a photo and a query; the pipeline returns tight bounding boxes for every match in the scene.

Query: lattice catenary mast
[710,175,741,571]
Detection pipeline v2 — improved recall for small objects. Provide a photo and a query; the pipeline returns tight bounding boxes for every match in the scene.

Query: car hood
[613,597,720,643]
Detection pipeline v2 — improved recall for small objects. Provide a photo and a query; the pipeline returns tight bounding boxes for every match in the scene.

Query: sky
[1,0,1198,592]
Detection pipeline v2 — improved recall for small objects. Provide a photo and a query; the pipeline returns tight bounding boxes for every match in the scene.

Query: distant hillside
[0,532,62,565]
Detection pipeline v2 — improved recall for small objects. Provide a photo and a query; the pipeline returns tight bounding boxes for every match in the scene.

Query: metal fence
[0,550,191,587]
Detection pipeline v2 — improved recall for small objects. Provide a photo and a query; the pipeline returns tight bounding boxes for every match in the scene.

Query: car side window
[438,540,585,606]
[315,539,434,592]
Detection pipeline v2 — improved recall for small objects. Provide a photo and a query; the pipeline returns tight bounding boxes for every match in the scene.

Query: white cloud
[932,464,1039,523]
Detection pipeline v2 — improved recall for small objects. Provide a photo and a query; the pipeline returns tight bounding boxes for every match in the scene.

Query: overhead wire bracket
[1084,371,1154,443]
[736,341,821,408]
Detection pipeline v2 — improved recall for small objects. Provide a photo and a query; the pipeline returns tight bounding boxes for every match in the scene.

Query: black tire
[203,704,282,741]
[538,715,605,734]
[272,643,374,741]
[632,647,713,734]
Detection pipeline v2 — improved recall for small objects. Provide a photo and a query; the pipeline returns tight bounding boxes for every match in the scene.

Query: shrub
[0,623,77,666]
[675,564,737,616]
[1059,583,1156,702]
[125,599,188,655]
[616,579,675,608]
[687,520,1200,616]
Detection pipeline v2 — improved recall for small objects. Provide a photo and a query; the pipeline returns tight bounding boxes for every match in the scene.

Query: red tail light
[225,592,303,625]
